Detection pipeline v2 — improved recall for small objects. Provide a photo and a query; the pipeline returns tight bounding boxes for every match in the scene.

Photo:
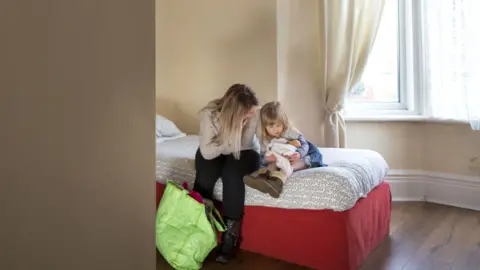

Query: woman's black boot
[215,218,241,264]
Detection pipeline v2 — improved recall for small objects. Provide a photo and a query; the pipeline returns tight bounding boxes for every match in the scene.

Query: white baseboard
[386,170,480,211]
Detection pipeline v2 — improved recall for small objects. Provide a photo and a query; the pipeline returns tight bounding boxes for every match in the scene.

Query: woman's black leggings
[193,149,260,220]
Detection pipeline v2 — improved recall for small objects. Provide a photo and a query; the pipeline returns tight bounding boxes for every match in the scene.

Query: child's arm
[283,127,310,160]
[295,134,309,158]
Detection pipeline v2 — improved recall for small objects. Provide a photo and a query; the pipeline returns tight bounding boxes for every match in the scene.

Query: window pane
[348,0,399,103]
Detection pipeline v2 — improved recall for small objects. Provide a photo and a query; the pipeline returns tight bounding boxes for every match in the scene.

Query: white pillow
[156,133,187,144]
[156,114,185,138]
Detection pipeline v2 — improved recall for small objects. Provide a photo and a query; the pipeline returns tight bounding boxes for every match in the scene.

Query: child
[243,101,325,198]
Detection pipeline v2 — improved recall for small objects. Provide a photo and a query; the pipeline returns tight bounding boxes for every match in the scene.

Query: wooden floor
[157,202,480,270]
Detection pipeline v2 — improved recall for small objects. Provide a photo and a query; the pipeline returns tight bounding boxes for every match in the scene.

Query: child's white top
[267,138,298,156]
[257,126,303,154]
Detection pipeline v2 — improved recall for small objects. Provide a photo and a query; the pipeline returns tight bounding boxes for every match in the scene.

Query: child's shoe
[269,170,287,185]
[243,169,283,198]
[243,167,269,183]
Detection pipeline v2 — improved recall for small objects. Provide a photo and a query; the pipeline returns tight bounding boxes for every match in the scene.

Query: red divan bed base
[156,182,391,270]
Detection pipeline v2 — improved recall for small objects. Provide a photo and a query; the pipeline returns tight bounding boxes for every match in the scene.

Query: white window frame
[345,0,424,117]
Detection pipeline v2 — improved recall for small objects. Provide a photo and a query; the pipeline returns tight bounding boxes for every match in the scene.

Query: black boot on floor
[215,218,241,264]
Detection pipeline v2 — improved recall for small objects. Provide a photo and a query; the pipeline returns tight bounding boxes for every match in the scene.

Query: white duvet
[156,135,389,211]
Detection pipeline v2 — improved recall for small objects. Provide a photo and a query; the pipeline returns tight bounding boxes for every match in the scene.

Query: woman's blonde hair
[201,83,258,159]
[260,101,291,142]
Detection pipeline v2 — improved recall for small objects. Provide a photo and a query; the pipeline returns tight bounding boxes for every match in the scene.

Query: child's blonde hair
[260,101,291,142]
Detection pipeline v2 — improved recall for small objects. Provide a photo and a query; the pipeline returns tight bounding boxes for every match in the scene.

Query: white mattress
[156,135,389,211]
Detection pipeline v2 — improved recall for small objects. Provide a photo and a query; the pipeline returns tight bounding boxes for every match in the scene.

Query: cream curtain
[319,0,385,147]
[422,0,480,130]
[277,0,385,147]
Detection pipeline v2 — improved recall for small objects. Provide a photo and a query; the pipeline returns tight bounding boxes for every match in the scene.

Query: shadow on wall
[156,98,199,134]
[276,0,325,146]
[212,6,277,104]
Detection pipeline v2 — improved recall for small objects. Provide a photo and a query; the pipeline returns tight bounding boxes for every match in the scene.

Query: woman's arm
[199,110,224,160]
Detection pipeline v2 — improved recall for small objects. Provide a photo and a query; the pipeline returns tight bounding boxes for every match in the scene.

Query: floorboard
[157,202,480,270]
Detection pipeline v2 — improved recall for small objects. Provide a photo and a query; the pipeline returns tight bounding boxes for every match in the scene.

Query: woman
[194,83,260,264]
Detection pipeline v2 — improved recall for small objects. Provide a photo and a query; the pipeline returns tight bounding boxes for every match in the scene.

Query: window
[346,0,480,127]
[346,0,410,114]
[347,0,400,106]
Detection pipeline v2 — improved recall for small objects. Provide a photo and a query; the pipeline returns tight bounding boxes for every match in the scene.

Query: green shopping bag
[156,180,226,270]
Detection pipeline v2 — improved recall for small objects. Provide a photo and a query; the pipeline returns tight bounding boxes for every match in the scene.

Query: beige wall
[423,123,480,175]
[347,122,425,170]
[348,122,480,176]
[1,1,155,269]
[347,122,480,175]
[155,0,480,177]
[156,0,278,134]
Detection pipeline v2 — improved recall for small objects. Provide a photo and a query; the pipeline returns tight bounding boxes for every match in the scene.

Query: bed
[156,135,391,270]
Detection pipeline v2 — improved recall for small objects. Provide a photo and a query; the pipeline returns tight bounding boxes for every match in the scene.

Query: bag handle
[168,180,190,195]
[209,207,226,232]
[168,180,226,232]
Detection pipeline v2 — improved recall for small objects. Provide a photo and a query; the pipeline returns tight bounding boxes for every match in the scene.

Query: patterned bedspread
[156,135,389,211]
